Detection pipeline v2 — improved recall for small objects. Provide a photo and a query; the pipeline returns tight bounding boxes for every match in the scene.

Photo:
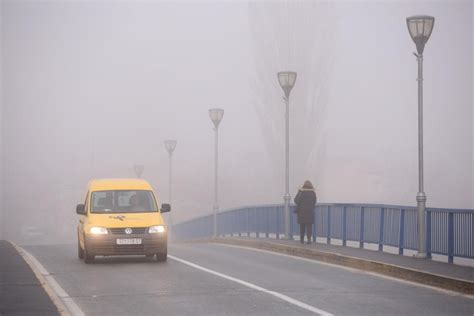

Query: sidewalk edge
[184,237,474,295]
[10,242,83,316]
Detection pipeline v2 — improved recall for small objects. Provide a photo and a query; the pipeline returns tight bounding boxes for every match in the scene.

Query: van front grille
[109,227,147,235]
[113,244,145,254]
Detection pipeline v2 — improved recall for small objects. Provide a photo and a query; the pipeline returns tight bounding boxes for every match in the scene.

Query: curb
[10,242,70,316]
[185,237,474,295]
[11,242,85,316]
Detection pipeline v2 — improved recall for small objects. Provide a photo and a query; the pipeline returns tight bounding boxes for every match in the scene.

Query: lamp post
[209,108,224,238]
[164,140,177,234]
[134,164,144,178]
[406,15,435,258]
[277,71,297,240]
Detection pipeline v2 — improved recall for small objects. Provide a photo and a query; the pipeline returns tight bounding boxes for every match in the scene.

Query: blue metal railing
[172,203,474,262]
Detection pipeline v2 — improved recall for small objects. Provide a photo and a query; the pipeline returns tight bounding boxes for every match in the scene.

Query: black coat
[294,189,317,224]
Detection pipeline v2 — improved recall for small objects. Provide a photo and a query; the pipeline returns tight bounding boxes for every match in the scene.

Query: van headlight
[90,227,108,235]
[149,225,165,233]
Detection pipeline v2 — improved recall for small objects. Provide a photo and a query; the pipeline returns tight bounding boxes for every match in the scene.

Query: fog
[0,0,472,244]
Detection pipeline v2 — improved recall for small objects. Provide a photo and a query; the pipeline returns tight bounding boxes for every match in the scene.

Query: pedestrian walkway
[195,236,474,295]
[0,240,60,316]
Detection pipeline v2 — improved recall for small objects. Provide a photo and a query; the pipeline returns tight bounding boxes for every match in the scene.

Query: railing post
[448,212,454,263]
[221,213,224,237]
[379,207,385,251]
[276,206,280,239]
[256,209,260,238]
[225,212,228,237]
[227,212,230,236]
[426,210,431,259]
[207,216,214,236]
[471,213,474,259]
[342,206,347,247]
[399,209,405,255]
[327,206,331,244]
[247,208,250,237]
[222,213,225,237]
[238,210,242,237]
[209,215,213,238]
[290,205,293,239]
[228,212,231,236]
[266,208,269,238]
[360,206,365,249]
[232,212,235,237]
[313,207,317,243]
[220,214,223,237]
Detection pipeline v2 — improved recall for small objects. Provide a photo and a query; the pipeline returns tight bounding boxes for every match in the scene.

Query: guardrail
[173,203,474,262]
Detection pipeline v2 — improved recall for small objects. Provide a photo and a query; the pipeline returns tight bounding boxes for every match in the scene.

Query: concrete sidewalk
[190,237,474,295]
[0,240,60,316]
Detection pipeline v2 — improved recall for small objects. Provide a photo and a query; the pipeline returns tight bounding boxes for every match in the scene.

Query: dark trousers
[300,223,313,242]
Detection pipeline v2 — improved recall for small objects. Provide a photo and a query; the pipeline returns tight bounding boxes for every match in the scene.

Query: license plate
[116,238,142,245]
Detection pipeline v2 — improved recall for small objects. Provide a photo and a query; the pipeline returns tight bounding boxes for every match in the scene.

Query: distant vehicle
[20,226,44,242]
[76,179,170,263]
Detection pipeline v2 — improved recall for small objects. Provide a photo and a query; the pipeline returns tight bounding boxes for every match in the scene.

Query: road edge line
[11,242,85,316]
[169,254,333,316]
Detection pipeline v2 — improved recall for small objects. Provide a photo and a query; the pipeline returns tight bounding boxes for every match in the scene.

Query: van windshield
[91,190,158,213]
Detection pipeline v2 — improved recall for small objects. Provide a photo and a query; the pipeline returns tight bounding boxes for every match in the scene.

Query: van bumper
[85,233,167,256]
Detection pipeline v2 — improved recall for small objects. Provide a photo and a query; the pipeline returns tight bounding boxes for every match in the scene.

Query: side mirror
[161,203,171,213]
[76,204,86,215]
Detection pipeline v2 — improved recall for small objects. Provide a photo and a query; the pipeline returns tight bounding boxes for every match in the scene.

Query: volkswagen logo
[125,228,133,234]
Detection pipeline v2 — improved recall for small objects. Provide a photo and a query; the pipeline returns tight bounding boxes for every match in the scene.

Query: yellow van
[76,179,170,263]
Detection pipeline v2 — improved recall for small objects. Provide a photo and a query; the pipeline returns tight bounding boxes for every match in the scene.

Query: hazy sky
[0,0,472,243]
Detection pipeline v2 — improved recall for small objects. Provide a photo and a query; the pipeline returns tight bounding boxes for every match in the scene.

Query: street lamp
[407,15,435,258]
[164,140,177,234]
[209,108,224,238]
[134,164,144,178]
[277,71,297,240]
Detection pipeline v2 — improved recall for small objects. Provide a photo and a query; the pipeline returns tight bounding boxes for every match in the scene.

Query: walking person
[294,180,317,244]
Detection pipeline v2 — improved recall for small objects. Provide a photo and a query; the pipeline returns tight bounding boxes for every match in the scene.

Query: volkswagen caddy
[76,179,170,263]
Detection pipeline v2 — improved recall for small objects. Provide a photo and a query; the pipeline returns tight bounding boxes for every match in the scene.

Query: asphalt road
[25,243,473,316]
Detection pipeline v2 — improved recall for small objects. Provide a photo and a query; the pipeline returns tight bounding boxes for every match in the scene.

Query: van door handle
[79,219,84,224]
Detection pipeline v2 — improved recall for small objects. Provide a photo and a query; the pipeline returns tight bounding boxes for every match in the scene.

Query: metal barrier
[173,203,474,262]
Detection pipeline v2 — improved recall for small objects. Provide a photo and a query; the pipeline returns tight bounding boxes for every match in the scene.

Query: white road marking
[14,244,85,316]
[169,255,334,316]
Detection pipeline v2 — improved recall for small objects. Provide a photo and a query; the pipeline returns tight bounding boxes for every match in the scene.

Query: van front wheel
[83,237,95,264]
[156,252,167,262]
[78,240,84,259]
[156,244,167,262]
[84,249,95,264]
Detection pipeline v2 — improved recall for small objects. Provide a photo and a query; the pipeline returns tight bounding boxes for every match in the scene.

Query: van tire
[156,244,167,262]
[84,250,95,264]
[78,240,84,259]
[156,252,167,262]
[83,237,95,264]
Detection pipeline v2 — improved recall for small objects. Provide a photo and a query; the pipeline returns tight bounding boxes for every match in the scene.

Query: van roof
[87,179,153,191]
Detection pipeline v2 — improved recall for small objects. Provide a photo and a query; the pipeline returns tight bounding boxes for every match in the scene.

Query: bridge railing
[172,203,474,262]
